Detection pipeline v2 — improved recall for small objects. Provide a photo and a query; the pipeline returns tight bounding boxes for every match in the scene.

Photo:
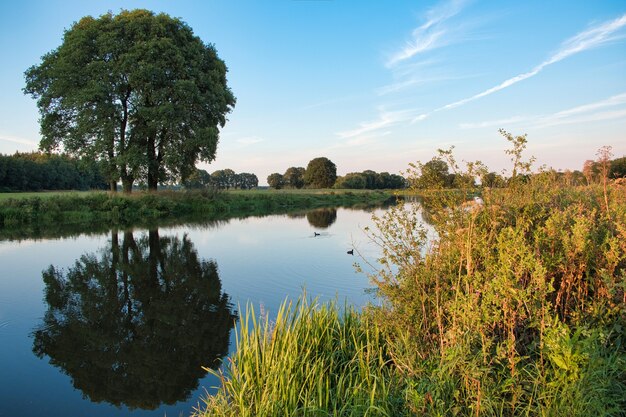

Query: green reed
[195,297,407,417]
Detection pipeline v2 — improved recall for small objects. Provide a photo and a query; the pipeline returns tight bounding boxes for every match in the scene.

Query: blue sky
[1,0,625,184]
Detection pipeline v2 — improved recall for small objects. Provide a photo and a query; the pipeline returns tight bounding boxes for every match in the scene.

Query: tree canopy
[24,9,235,192]
[283,167,306,189]
[334,170,406,190]
[184,168,258,190]
[304,157,337,188]
[267,173,285,189]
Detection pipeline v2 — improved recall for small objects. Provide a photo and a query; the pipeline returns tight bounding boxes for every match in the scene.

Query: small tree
[334,173,366,189]
[481,172,505,188]
[411,158,450,189]
[283,167,305,189]
[267,173,285,189]
[304,157,337,188]
[238,173,258,190]
[183,168,212,189]
[500,129,535,180]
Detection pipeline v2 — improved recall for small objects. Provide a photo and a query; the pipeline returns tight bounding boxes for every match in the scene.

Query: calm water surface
[0,206,393,417]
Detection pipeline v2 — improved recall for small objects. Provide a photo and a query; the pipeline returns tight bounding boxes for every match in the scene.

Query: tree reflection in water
[32,229,237,410]
[306,208,337,229]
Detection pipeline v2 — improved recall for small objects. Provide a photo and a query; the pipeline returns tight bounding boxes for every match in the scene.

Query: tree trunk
[121,176,133,193]
[147,134,157,191]
[110,181,118,192]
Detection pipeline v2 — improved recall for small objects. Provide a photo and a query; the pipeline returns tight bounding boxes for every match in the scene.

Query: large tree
[24,9,235,192]
[304,157,337,188]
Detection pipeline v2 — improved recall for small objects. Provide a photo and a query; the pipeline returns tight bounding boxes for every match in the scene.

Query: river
[0,205,395,417]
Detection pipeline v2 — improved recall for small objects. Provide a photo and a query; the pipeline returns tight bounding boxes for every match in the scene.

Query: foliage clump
[196,298,407,417]
[366,134,626,416]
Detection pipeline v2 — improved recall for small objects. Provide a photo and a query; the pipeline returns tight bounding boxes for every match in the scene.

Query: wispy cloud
[0,135,38,147]
[325,131,391,151]
[459,92,626,129]
[236,136,264,146]
[377,73,481,96]
[459,116,530,129]
[336,108,417,138]
[548,92,626,119]
[436,14,626,112]
[536,93,626,128]
[386,0,467,67]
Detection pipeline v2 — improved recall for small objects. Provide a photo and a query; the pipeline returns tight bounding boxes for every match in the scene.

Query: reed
[195,297,407,417]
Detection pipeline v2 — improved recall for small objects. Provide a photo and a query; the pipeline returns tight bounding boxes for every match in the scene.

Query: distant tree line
[410,153,626,189]
[184,168,258,190]
[334,170,406,189]
[0,152,107,192]
[267,157,407,190]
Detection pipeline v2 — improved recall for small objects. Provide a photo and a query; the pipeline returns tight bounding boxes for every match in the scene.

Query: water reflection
[306,208,337,229]
[32,229,237,410]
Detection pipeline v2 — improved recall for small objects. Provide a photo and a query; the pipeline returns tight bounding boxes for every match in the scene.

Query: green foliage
[304,157,337,188]
[283,166,306,189]
[267,173,285,189]
[481,171,506,188]
[335,172,367,189]
[235,172,259,190]
[24,9,235,191]
[366,138,626,416]
[0,152,107,191]
[195,297,407,417]
[211,169,236,189]
[335,170,407,190]
[0,189,391,237]
[184,168,212,189]
[611,156,626,179]
[410,157,453,189]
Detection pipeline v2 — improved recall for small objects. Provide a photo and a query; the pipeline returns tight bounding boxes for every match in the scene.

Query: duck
[314,232,320,236]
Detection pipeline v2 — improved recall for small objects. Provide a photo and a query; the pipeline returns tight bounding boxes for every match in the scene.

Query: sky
[1,0,625,184]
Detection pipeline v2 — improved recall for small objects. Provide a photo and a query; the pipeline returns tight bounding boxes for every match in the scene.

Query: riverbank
[195,180,626,417]
[0,189,393,239]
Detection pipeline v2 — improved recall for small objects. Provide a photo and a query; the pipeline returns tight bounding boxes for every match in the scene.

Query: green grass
[0,190,106,201]
[195,297,407,417]
[0,188,393,238]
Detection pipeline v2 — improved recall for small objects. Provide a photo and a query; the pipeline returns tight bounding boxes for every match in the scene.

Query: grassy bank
[0,188,392,238]
[195,175,626,416]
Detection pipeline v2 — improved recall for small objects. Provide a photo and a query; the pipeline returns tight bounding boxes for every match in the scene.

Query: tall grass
[195,297,407,417]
